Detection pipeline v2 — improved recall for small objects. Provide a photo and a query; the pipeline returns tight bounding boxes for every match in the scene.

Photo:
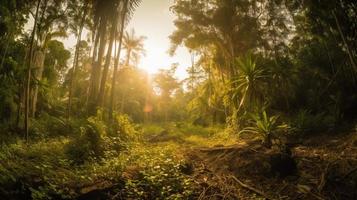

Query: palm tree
[109,0,129,119]
[87,0,142,115]
[231,53,268,112]
[123,28,146,67]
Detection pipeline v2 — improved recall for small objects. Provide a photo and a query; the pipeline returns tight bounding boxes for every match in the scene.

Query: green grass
[0,122,236,199]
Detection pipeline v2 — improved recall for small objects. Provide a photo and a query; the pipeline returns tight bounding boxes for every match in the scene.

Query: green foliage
[65,125,102,164]
[231,53,268,111]
[179,123,221,137]
[122,144,196,199]
[29,114,68,138]
[0,138,74,199]
[1,0,357,199]
[65,113,107,164]
[239,111,289,147]
[291,110,330,135]
[112,114,137,139]
[123,159,195,199]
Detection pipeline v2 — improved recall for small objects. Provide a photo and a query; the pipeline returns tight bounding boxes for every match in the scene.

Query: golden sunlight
[126,0,191,79]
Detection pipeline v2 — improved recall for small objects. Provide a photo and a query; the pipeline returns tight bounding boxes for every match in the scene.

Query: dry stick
[230,175,275,200]
[305,190,325,200]
[318,159,340,193]
[318,162,331,192]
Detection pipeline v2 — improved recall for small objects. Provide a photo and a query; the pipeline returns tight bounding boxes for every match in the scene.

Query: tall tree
[97,14,118,107]
[67,0,89,119]
[123,28,146,67]
[109,0,129,119]
[24,0,41,143]
[31,0,67,117]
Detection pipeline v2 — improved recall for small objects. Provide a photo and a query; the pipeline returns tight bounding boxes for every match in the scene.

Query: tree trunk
[24,0,41,143]
[0,35,10,69]
[30,0,49,118]
[87,28,100,107]
[87,17,107,115]
[97,17,117,107]
[109,0,129,119]
[67,2,88,119]
[332,11,357,73]
[125,49,131,67]
[31,50,45,117]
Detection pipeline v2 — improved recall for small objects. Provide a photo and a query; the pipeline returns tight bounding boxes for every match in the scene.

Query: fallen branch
[230,175,275,200]
[198,145,240,152]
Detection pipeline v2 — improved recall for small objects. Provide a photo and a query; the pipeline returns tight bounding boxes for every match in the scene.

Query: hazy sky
[126,0,190,79]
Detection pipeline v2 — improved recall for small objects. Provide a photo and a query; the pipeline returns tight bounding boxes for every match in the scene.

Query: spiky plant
[239,111,288,148]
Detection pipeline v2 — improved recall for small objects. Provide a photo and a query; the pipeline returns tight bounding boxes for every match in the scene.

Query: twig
[230,175,275,200]
[277,182,289,194]
[318,162,331,192]
[309,191,326,200]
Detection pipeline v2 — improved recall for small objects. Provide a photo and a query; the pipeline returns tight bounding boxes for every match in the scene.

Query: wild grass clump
[178,123,222,137]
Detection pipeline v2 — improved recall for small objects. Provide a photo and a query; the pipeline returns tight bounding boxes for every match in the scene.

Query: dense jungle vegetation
[0,0,356,199]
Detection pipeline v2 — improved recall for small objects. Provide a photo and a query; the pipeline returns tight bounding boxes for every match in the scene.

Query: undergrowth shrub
[65,117,106,164]
[122,145,196,199]
[29,113,68,138]
[0,138,73,199]
[239,111,289,148]
[112,114,137,140]
[66,112,137,164]
[291,110,330,135]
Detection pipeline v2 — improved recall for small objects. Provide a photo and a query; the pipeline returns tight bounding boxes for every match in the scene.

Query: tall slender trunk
[97,17,117,107]
[16,49,29,128]
[125,49,131,67]
[67,3,88,119]
[88,17,107,114]
[31,0,49,117]
[31,50,45,117]
[87,29,100,107]
[109,0,129,119]
[25,0,41,143]
[0,35,10,69]
[332,11,357,73]
[121,92,125,113]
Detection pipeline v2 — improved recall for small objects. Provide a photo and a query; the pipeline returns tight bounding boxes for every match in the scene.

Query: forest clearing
[0,0,356,199]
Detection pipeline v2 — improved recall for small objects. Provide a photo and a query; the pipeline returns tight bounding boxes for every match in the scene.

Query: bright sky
[59,0,190,80]
[126,0,190,79]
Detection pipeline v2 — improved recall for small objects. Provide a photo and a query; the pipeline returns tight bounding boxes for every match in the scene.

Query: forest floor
[137,124,357,200]
[1,123,357,199]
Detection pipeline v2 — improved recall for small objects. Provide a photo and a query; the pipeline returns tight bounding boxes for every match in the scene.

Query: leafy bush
[65,118,106,164]
[112,114,137,140]
[29,113,69,138]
